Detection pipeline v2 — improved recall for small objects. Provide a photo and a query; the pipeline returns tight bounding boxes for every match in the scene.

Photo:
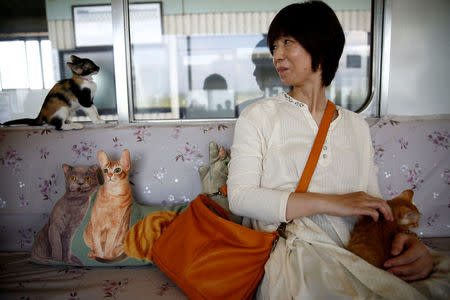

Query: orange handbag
[152,101,336,300]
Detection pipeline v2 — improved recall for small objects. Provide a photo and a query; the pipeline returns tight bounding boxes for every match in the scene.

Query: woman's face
[272,35,320,87]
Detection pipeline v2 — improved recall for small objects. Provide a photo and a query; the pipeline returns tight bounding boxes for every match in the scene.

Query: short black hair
[267,1,345,86]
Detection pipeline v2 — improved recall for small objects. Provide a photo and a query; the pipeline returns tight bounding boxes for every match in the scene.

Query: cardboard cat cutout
[31,150,171,267]
[83,149,132,263]
[32,164,100,264]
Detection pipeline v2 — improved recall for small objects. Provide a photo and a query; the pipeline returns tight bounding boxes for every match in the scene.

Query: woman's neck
[288,83,327,114]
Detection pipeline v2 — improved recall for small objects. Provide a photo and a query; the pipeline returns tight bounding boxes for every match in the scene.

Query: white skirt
[257,217,450,300]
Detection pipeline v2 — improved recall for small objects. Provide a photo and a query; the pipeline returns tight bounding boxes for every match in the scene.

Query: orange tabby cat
[347,190,421,268]
[84,149,132,263]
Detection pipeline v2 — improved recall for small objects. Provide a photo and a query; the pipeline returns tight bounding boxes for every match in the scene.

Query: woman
[228,2,447,299]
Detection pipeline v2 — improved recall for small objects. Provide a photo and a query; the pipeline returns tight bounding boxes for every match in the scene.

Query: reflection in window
[184,73,235,118]
[334,31,371,111]
[237,35,287,115]
[347,55,362,68]
[130,4,372,120]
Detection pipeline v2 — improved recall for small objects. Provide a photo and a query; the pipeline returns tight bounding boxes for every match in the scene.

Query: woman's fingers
[384,233,433,281]
[365,196,393,221]
[327,192,393,221]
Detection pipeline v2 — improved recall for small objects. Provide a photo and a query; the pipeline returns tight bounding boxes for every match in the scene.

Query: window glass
[59,48,117,120]
[41,40,55,89]
[0,41,29,89]
[0,39,53,122]
[333,30,371,111]
[0,0,117,124]
[73,5,113,47]
[129,0,372,120]
[25,41,44,90]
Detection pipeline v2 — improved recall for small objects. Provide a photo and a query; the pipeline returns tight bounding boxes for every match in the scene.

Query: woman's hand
[286,191,393,222]
[384,233,433,281]
[321,191,393,222]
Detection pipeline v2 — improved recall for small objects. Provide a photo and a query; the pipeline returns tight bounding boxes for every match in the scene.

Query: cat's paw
[93,118,106,124]
[61,123,84,130]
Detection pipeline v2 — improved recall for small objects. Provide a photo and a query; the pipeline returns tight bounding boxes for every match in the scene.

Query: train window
[128,0,373,120]
[0,0,375,124]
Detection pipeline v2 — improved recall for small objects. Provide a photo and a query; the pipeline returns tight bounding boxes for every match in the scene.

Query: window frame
[111,0,385,122]
[0,0,386,124]
[357,0,385,117]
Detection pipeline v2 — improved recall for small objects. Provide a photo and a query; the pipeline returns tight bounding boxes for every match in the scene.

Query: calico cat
[2,55,105,130]
[32,164,100,265]
[347,190,421,268]
[84,149,132,263]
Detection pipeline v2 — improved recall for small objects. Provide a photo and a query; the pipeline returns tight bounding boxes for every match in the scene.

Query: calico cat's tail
[2,118,43,126]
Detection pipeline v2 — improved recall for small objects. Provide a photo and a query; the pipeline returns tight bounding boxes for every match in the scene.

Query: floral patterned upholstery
[0,115,448,299]
[370,116,449,238]
[0,117,449,249]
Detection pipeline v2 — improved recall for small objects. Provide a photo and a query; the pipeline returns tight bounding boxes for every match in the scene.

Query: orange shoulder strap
[295,100,335,193]
[219,100,335,197]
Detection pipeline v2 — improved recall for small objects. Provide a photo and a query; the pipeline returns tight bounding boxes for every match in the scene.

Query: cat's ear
[89,164,98,173]
[88,164,98,176]
[62,164,72,175]
[120,149,130,171]
[398,190,414,202]
[88,164,103,185]
[67,62,82,75]
[97,150,109,168]
[70,55,81,62]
